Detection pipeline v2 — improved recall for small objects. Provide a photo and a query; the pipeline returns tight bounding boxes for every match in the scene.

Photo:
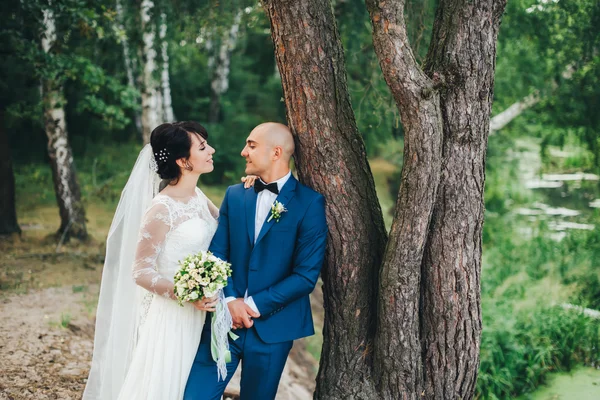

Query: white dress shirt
[225,171,292,315]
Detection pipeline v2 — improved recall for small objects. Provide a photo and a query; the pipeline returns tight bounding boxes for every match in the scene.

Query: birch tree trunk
[41,7,88,241]
[208,11,242,123]
[262,0,388,397]
[116,0,142,133]
[0,110,21,236]
[140,0,162,144]
[159,12,174,122]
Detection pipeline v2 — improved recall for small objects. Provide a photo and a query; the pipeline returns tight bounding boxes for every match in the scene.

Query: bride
[83,121,248,400]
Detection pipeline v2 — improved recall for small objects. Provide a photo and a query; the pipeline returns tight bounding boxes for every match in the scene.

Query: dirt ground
[0,220,322,400]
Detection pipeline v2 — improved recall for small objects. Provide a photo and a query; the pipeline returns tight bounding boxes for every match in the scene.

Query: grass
[47,311,73,329]
[60,312,72,328]
[72,285,88,293]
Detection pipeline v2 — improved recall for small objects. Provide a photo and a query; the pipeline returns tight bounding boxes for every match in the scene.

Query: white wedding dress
[116,188,218,400]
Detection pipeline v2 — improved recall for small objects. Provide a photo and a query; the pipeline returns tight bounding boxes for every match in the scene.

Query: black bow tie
[254,180,279,195]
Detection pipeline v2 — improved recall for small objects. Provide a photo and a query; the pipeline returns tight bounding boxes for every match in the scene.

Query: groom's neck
[260,167,290,184]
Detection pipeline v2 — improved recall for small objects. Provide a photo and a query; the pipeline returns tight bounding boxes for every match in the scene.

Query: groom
[184,122,328,399]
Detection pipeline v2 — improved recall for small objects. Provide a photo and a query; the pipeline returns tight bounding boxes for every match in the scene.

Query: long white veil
[83,144,161,399]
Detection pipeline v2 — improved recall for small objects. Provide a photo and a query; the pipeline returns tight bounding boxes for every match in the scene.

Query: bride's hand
[193,295,218,312]
[241,175,258,189]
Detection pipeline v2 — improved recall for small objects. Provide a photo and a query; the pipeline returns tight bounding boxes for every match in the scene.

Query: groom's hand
[228,298,260,329]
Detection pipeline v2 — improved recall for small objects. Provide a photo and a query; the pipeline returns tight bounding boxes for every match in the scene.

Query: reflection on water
[511,139,600,240]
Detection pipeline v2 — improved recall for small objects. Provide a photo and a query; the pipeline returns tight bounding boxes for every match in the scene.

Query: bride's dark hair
[150,121,209,183]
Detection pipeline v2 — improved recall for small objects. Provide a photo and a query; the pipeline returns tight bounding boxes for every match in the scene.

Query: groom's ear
[273,146,283,160]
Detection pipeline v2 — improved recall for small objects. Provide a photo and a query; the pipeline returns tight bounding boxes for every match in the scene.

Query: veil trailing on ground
[83,144,161,399]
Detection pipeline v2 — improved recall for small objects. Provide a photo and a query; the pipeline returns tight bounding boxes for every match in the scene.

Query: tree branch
[490,91,540,133]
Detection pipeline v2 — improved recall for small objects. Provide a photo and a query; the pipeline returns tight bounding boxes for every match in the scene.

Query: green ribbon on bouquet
[210,311,239,364]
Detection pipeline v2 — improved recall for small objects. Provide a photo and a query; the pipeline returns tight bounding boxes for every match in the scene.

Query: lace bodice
[132,188,219,299]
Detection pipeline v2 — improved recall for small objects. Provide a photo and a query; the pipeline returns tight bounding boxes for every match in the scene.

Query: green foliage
[2,0,141,163]
[494,0,600,167]
[14,141,142,212]
[478,305,600,399]
[60,312,72,328]
[169,5,285,184]
[334,0,436,155]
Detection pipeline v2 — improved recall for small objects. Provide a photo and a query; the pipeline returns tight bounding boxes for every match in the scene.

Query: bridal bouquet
[174,250,234,380]
[173,251,232,307]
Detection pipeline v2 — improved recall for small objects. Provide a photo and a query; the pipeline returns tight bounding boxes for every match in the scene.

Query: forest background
[1,0,599,399]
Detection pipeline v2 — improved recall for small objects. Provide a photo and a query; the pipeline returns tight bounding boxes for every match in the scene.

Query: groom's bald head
[252,122,295,161]
[241,122,295,181]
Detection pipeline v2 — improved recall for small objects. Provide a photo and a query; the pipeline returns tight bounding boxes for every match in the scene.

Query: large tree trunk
[140,0,162,144]
[208,11,242,124]
[0,110,21,236]
[41,7,88,241]
[419,0,506,396]
[365,0,444,396]
[266,0,506,397]
[262,0,388,398]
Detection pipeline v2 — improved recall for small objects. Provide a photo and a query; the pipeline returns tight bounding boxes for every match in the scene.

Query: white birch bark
[209,11,242,122]
[141,0,162,144]
[116,0,142,133]
[41,6,87,240]
[212,11,242,95]
[159,12,175,122]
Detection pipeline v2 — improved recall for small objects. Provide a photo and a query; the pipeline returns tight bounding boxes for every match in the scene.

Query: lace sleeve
[197,187,219,219]
[132,201,176,299]
[207,199,219,220]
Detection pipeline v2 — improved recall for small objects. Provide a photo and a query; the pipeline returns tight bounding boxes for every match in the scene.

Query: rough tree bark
[41,7,88,241]
[266,0,507,397]
[262,0,388,398]
[418,0,506,396]
[365,0,444,396]
[0,110,21,235]
[367,0,507,396]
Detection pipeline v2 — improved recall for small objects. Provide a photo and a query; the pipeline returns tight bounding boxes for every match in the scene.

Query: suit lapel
[254,176,297,247]
[245,188,257,245]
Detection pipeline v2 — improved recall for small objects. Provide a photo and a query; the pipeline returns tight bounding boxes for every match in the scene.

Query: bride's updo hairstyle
[150,121,209,183]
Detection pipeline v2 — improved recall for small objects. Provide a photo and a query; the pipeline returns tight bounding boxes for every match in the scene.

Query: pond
[510,139,600,241]
[517,367,600,400]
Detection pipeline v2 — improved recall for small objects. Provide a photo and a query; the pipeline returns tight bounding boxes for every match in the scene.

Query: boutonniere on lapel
[267,201,287,223]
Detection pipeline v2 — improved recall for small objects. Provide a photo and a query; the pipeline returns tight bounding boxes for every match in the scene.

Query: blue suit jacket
[209,175,328,344]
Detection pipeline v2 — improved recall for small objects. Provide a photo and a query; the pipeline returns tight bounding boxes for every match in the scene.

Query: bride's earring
[184,161,193,171]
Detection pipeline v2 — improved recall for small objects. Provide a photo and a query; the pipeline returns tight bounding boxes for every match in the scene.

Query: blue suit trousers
[184,320,293,400]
